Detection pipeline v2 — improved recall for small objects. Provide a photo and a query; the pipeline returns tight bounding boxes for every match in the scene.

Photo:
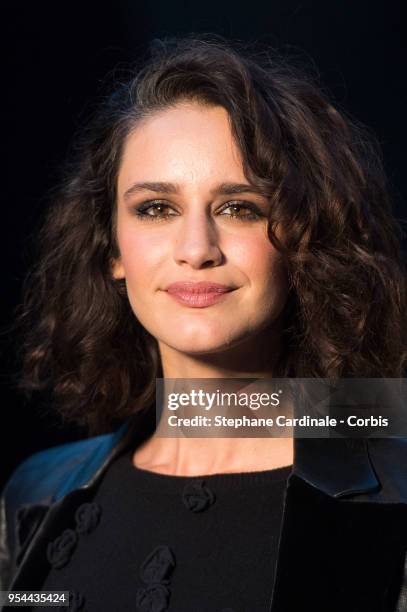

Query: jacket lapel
[292,437,380,498]
[270,472,407,611]
[6,414,150,592]
[269,437,407,611]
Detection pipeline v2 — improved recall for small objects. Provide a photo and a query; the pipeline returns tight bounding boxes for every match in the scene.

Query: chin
[157,323,251,356]
[168,339,233,355]
[161,335,234,355]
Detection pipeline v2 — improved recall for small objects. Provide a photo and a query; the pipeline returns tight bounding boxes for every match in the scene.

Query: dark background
[2,0,406,488]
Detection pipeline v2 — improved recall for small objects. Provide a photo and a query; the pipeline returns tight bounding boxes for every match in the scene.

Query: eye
[218,201,263,221]
[134,200,178,220]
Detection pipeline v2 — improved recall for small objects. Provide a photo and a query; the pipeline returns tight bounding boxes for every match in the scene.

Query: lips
[165,281,235,308]
[166,281,233,294]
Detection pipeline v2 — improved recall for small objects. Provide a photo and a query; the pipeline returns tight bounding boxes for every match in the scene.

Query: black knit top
[38,447,292,612]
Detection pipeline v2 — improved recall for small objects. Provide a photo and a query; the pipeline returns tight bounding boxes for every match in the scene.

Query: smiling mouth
[164,288,235,308]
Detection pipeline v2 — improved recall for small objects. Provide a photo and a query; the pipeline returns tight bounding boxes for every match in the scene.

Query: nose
[173,211,223,269]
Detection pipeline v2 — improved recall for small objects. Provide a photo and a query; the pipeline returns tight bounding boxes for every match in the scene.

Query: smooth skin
[113,101,294,476]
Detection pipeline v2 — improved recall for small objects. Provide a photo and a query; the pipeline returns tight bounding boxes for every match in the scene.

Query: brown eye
[134,201,177,219]
[145,204,168,216]
[219,201,263,221]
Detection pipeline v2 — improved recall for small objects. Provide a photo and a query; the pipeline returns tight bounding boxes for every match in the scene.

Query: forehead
[117,102,247,195]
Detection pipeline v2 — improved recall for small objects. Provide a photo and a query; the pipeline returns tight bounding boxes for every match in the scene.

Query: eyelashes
[131,200,265,222]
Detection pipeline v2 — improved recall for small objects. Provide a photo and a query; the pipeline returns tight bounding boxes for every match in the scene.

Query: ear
[111,257,125,280]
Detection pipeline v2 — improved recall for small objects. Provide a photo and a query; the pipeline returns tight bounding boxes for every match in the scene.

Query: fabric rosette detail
[139,544,176,583]
[182,479,216,512]
[136,583,171,612]
[47,528,78,569]
[136,545,176,611]
[75,502,102,535]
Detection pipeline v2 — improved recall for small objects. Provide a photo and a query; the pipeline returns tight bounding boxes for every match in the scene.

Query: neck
[133,328,293,476]
[132,435,294,476]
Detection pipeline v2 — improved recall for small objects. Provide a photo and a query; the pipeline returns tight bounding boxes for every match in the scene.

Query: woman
[1,34,407,612]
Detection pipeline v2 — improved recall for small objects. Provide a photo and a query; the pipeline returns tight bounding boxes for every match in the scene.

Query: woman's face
[113,101,289,359]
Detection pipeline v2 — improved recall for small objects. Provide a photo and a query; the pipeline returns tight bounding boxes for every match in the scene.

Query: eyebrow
[122,181,265,201]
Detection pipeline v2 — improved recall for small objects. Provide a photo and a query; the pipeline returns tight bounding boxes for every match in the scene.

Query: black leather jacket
[1,415,407,611]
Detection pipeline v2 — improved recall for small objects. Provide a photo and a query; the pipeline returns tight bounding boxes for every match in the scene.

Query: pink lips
[165,281,235,308]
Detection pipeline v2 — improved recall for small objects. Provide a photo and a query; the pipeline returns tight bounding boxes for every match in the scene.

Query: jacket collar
[53,414,149,502]
[293,437,380,498]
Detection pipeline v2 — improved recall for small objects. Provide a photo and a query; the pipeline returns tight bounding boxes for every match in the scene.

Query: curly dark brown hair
[16,34,407,434]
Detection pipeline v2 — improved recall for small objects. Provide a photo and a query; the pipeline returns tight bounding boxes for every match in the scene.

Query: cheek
[235,235,289,320]
[117,227,166,283]
[227,234,285,289]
